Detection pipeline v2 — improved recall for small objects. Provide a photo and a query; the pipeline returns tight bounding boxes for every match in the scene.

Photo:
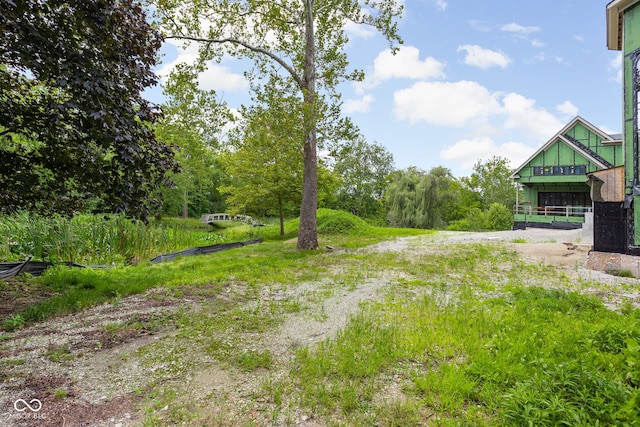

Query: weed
[53,388,68,400]
[45,344,73,362]
[606,269,635,278]
[288,279,640,426]
[0,358,25,367]
[2,314,25,331]
[236,349,273,372]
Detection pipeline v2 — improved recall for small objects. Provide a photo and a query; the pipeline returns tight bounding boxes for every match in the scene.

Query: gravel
[2,227,637,427]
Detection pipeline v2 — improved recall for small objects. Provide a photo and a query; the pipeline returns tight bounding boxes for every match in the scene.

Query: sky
[147,0,623,178]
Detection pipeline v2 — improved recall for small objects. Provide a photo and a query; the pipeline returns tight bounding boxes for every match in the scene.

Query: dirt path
[0,228,636,426]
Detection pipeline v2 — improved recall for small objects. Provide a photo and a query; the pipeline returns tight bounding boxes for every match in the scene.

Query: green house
[511,116,623,230]
[606,0,640,252]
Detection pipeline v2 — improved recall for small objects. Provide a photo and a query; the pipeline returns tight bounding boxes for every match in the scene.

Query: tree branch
[166,35,304,88]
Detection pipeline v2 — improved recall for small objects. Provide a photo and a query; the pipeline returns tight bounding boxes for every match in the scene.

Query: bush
[316,209,370,235]
[284,209,371,236]
[446,204,513,232]
[486,203,513,231]
[446,219,472,231]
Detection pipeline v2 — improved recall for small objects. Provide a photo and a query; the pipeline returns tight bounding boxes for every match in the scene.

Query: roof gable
[511,116,619,178]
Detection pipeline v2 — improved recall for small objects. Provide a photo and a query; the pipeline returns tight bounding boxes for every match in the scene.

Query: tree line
[0,0,516,240]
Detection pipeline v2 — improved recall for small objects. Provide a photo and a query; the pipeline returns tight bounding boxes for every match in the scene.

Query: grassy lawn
[2,210,640,426]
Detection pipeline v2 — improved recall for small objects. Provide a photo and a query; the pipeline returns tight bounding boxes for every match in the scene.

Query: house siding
[622,3,640,245]
[516,139,603,185]
[512,117,623,229]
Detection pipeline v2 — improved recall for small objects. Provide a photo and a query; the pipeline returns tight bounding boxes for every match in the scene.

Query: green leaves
[0,0,179,220]
[220,82,304,235]
[156,0,403,248]
[386,166,457,229]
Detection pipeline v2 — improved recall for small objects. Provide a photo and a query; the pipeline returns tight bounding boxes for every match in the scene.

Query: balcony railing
[513,205,593,219]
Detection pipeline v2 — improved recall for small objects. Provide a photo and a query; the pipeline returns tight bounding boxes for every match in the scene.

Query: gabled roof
[607,0,640,50]
[510,116,619,178]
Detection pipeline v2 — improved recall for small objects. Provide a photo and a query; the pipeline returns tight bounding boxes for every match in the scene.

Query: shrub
[446,204,513,232]
[486,203,514,231]
[316,209,370,235]
[446,219,472,231]
[284,209,371,236]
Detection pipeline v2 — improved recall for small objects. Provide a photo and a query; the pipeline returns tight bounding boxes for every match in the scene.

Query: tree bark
[298,129,318,249]
[296,0,319,250]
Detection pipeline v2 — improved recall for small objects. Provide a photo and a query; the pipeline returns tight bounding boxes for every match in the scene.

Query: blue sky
[149,0,622,178]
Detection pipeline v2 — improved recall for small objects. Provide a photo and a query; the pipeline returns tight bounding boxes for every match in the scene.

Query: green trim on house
[511,116,623,229]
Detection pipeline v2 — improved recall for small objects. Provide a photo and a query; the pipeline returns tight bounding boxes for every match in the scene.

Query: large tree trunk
[298,129,318,249]
[297,0,318,250]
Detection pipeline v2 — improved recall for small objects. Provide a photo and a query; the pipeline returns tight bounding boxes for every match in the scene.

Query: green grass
[0,212,229,264]
[2,210,428,328]
[286,262,640,426]
[5,209,639,426]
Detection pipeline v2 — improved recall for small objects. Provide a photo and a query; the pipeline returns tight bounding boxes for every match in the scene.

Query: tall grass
[0,212,227,264]
[292,284,640,426]
[2,210,428,329]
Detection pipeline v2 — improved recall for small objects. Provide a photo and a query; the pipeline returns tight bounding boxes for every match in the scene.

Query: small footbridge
[200,213,264,226]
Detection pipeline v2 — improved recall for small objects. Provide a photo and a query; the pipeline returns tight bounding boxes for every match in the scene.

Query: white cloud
[393,80,501,126]
[440,138,535,170]
[345,19,377,39]
[501,22,541,34]
[531,39,545,48]
[197,65,248,92]
[574,35,585,43]
[368,46,445,86]
[393,81,565,141]
[529,51,564,64]
[457,45,511,69]
[609,52,623,83]
[468,19,491,32]
[434,0,447,11]
[502,93,563,140]
[343,94,375,113]
[556,101,579,119]
[156,40,200,79]
[156,40,248,93]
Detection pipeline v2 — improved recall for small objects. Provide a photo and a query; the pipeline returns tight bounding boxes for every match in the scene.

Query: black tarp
[0,238,264,278]
[0,259,85,279]
[149,238,263,263]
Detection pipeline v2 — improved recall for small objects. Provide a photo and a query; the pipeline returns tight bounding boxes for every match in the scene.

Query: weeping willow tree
[385,166,457,229]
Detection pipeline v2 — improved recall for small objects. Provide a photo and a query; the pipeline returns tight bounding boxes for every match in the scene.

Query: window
[538,192,591,207]
[533,165,586,176]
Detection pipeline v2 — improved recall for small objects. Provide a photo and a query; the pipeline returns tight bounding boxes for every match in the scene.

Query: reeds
[0,212,227,265]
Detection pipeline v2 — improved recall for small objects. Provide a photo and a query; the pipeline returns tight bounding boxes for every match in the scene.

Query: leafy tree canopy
[220,80,305,236]
[331,137,394,220]
[0,0,179,220]
[461,156,516,210]
[156,65,231,217]
[156,0,403,249]
[385,166,457,229]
